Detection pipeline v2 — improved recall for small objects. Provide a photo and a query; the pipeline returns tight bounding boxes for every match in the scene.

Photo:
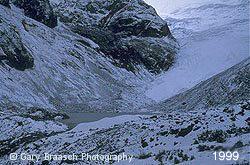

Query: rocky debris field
[0,107,68,158]
[0,102,249,164]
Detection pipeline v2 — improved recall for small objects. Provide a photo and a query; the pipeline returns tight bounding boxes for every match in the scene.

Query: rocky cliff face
[11,0,58,28]
[0,0,58,28]
[0,0,177,112]
[52,0,178,73]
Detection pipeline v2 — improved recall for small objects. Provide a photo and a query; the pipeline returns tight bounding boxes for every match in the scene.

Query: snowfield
[1,102,249,164]
[145,0,249,101]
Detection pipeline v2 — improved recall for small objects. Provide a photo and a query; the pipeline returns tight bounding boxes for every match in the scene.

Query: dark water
[60,112,154,129]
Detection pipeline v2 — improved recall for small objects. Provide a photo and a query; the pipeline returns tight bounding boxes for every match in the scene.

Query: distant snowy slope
[145,0,249,102]
[150,58,250,112]
[144,0,247,17]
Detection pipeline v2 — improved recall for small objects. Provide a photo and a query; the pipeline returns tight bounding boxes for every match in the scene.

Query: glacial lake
[60,112,154,129]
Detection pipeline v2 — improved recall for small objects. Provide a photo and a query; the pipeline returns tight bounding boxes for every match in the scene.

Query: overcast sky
[144,0,195,16]
[144,0,237,17]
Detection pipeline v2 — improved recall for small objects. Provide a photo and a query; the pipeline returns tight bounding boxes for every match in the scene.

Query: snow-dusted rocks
[0,0,178,111]
[0,4,154,111]
[0,18,34,70]
[1,102,249,164]
[0,0,249,164]
[52,0,178,73]
[100,0,170,38]
[0,108,68,157]
[0,0,10,7]
[11,0,57,28]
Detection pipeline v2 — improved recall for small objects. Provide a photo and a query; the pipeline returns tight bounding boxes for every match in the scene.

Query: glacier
[145,0,249,101]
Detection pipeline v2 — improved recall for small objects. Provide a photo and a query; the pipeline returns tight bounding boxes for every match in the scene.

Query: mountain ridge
[0,0,177,112]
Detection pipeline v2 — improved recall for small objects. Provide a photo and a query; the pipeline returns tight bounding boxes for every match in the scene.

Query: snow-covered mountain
[0,0,177,112]
[0,0,249,164]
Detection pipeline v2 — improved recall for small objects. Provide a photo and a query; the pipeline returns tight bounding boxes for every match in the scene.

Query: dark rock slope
[0,0,10,7]
[12,0,57,28]
[52,0,178,73]
[0,18,34,70]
